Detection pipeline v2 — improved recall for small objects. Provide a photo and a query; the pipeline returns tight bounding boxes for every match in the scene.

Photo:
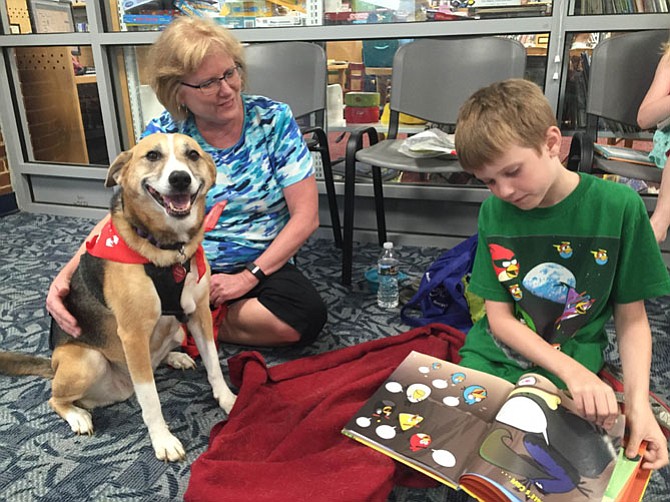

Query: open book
[342,351,649,502]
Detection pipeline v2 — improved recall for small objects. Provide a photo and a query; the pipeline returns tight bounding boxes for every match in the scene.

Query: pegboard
[6,0,32,33]
[14,47,89,163]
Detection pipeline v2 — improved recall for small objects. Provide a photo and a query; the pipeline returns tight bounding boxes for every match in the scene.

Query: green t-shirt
[459,173,670,388]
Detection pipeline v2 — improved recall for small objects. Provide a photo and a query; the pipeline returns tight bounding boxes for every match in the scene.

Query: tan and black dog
[0,133,236,462]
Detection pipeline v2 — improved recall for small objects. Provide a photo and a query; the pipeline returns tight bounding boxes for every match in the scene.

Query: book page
[342,351,515,486]
[459,373,625,502]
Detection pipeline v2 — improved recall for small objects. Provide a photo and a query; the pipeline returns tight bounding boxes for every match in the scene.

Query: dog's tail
[0,352,54,379]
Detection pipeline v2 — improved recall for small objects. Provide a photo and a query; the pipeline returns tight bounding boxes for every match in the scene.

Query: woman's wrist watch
[245,262,267,283]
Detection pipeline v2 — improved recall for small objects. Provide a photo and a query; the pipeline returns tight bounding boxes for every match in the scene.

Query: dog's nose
[168,170,192,191]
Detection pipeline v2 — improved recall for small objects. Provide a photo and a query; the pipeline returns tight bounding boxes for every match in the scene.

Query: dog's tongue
[164,194,191,214]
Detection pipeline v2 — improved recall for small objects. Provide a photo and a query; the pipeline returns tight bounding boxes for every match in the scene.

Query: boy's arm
[614,300,669,469]
[486,299,619,428]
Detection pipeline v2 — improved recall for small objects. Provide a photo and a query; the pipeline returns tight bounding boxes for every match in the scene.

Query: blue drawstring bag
[400,234,478,333]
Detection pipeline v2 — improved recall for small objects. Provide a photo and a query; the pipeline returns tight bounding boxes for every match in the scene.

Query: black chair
[567,29,670,184]
[245,42,342,247]
[341,37,527,285]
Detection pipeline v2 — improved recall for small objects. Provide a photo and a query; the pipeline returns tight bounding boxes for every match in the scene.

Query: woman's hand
[46,270,81,337]
[45,215,108,338]
[209,271,257,306]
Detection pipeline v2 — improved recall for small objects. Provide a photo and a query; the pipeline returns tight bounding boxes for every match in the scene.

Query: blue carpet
[0,211,668,501]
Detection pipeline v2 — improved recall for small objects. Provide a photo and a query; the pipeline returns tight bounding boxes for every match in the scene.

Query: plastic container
[365,267,408,293]
[377,242,399,308]
[327,84,345,127]
[345,105,380,123]
[344,91,381,107]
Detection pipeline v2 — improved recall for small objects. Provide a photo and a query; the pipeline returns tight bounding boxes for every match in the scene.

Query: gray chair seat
[355,139,462,173]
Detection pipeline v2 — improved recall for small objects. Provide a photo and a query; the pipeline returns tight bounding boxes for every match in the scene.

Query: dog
[0,132,236,462]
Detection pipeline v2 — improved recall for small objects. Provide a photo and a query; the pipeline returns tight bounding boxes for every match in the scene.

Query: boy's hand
[563,367,619,429]
[626,404,669,470]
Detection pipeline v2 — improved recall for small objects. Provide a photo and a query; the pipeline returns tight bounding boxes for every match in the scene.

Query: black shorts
[225,262,327,346]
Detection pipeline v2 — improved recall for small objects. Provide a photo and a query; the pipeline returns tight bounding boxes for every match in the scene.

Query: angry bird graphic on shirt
[508,283,523,301]
[489,244,519,282]
[553,241,573,259]
[555,286,595,329]
[591,248,609,265]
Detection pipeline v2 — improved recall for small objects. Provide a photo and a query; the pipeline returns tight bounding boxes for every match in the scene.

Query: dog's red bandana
[85,201,227,283]
[85,221,207,283]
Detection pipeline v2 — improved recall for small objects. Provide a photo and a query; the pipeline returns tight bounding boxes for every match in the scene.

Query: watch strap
[245,262,267,283]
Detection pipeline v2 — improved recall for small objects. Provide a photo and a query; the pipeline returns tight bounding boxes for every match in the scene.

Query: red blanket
[185,323,465,502]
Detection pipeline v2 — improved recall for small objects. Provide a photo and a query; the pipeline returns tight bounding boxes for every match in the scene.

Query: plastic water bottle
[377,242,399,308]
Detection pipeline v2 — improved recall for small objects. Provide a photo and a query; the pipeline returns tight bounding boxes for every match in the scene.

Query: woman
[638,42,670,243]
[46,17,327,347]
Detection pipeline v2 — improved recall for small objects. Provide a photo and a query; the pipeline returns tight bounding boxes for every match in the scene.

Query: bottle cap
[383,242,393,249]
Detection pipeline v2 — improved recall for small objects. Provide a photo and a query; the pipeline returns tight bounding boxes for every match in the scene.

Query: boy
[454,79,670,470]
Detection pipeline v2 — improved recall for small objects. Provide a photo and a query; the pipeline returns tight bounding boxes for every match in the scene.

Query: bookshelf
[0,0,669,250]
[572,0,669,14]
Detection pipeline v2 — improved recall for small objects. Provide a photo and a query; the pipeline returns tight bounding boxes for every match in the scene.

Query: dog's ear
[105,150,133,187]
[203,153,217,190]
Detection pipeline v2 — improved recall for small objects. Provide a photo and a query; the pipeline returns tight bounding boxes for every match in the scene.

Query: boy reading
[454,79,670,470]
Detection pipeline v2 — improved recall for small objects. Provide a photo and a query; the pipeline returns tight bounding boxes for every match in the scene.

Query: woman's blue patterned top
[143,95,314,272]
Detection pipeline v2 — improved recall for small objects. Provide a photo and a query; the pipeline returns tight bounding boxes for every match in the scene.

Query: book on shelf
[122,13,174,25]
[576,0,669,13]
[467,2,550,17]
[593,143,655,166]
[342,351,649,502]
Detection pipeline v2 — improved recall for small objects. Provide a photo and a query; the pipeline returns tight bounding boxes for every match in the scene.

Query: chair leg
[311,129,342,248]
[342,126,379,286]
[371,166,387,246]
[342,139,358,286]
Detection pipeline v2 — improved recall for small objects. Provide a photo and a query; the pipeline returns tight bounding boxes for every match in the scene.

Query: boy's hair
[148,17,246,121]
[455,79,557,172]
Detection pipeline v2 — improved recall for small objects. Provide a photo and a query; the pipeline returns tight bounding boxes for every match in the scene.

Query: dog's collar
[129,200,228,254]
[133,225,185,254]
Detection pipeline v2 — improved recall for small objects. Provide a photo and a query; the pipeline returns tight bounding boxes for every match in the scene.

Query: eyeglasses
[181,65,241,95]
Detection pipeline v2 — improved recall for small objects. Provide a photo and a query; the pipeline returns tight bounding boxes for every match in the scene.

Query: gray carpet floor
[1,211,669,501]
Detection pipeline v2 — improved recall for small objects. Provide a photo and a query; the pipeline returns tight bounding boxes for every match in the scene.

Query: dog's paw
[216,391,237,414]
[152,431,186,462]
[65,407,94,435]
[164,351,196,370]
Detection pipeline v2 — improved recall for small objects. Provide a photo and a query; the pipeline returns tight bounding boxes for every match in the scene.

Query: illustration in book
[342,351,639,502]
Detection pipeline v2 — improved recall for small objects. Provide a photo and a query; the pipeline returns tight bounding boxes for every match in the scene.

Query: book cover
[342,351,643,502]
[603,444,650,502]
[593,143,655,166]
